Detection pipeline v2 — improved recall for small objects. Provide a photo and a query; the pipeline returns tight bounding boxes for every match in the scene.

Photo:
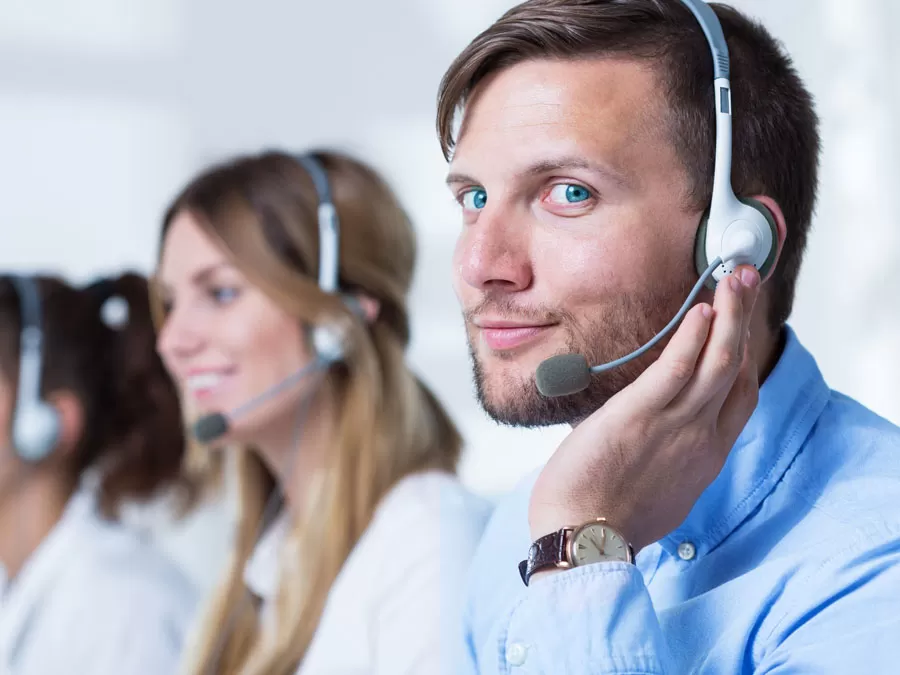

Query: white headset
[681,0,778,284]
[293,153,363,362]
[7,275,62,462]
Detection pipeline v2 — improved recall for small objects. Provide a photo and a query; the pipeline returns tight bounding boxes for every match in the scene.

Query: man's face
[448,57,704,426]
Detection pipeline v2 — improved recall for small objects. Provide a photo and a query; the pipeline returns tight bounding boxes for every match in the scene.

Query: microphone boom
[535,257,722,398]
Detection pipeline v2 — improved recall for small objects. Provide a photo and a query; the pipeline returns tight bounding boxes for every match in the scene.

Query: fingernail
[729,275,741,292]
[702,304,712,319]
[740,268,760,288]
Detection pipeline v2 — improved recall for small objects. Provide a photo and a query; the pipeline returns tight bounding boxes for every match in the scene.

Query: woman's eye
[461,188,487,211]
[546,183,593,205]
[209,286,240,305]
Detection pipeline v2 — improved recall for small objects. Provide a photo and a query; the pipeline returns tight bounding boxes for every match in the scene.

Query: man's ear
[45,390,84,458]
[748,194,787,284]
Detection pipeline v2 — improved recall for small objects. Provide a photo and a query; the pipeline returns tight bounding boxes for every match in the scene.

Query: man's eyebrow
[446,172,480,186]
[521,157,634,189]
[445,157,635,189]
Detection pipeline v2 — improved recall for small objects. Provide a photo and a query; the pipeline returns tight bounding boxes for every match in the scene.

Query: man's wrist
[529,509,634,545]
[529,509,642,557]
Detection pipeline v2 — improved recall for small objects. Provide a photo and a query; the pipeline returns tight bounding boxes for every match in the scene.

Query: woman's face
[155,211,315,448]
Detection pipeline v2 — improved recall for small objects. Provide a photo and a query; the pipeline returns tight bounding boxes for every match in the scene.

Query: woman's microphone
[192,359,330,443]
[192,323,349,443]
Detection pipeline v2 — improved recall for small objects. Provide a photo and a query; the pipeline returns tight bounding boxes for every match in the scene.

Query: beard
[468,271,696,427]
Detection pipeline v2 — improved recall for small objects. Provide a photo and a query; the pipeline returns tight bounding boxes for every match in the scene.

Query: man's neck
[750,309,786,386]
[0,470,72,582]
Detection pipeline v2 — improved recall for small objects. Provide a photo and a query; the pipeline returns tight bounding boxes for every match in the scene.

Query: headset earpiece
[309,323,347,364]
[740,197,779,280]
[307,295,365,364]
[12,401,61,463]
[693,209,715,288]
[694,196,778,288]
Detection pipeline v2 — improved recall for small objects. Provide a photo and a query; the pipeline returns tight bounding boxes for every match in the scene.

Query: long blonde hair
[154,150,462,675]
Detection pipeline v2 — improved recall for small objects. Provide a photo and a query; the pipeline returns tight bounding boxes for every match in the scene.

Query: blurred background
[1,0,898,592]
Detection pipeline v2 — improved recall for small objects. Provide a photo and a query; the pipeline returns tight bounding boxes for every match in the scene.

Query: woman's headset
[6,275,62,463]
[293,153,366,360]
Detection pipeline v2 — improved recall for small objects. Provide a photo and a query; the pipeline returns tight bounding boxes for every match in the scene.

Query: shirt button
[677,541,697,561]
[506,641,528,666]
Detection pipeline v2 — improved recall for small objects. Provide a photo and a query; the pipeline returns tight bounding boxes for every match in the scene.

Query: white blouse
[243,470,492,675]
[0,488,199,675]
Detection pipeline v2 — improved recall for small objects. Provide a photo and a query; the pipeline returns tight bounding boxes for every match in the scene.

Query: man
[439,0,900,673]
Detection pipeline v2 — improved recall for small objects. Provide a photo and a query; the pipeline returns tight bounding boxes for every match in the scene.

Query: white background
[1,0,898,590]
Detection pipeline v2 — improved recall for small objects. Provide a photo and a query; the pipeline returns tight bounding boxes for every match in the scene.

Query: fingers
[675,266,760,414]
[717,339,760,444]
[623,302,714,411]
[736,267,759,355]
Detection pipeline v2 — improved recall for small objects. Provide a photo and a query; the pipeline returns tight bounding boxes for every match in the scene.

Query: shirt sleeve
[501,562,669,674]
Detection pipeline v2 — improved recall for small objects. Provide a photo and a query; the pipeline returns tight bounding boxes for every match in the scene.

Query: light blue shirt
[463,327,900,674]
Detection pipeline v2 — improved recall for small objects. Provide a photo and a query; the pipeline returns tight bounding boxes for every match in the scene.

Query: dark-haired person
[438,0,900,673]
[0,273,198,674]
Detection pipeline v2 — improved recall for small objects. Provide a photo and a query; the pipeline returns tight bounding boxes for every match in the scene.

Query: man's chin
[478,394,593,428]
[474,366,610,428]
[467,324,649,427]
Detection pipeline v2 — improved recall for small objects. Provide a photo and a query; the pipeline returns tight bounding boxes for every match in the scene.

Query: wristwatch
[518,518,635,586]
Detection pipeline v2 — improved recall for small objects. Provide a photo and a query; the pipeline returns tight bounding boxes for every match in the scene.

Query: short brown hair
[0,273,189,518]
[437,0,820,329]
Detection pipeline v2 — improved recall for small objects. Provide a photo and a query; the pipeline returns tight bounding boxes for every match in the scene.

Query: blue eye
[547,184,592,204]
[210,287,240,304]
[461,188,487,211]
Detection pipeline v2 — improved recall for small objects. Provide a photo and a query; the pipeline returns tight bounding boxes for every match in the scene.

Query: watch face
[570,522,631,565]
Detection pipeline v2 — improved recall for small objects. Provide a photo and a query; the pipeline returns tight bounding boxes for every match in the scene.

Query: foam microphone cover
[535,353,592,398]
[192,412,230,444]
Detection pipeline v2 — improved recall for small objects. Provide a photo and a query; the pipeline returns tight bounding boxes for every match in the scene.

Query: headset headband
[295,154,340,294]
[7,275,45,410]
[678,0,735,224]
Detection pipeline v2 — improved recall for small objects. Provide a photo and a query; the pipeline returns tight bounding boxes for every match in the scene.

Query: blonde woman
[153,150,490,674]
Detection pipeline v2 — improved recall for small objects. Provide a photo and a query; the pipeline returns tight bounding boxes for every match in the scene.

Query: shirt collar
[661,326,831,559]
[243,512,290,602]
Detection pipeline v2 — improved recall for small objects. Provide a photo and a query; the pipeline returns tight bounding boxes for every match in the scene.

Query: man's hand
[529,265,761,553]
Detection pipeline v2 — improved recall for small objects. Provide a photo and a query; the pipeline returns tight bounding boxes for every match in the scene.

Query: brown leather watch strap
[518,528,571,586]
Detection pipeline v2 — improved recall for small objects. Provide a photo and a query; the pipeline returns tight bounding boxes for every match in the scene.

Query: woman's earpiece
[307,296,368,364]
[12,400,62,463]
[310,324,347,364]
